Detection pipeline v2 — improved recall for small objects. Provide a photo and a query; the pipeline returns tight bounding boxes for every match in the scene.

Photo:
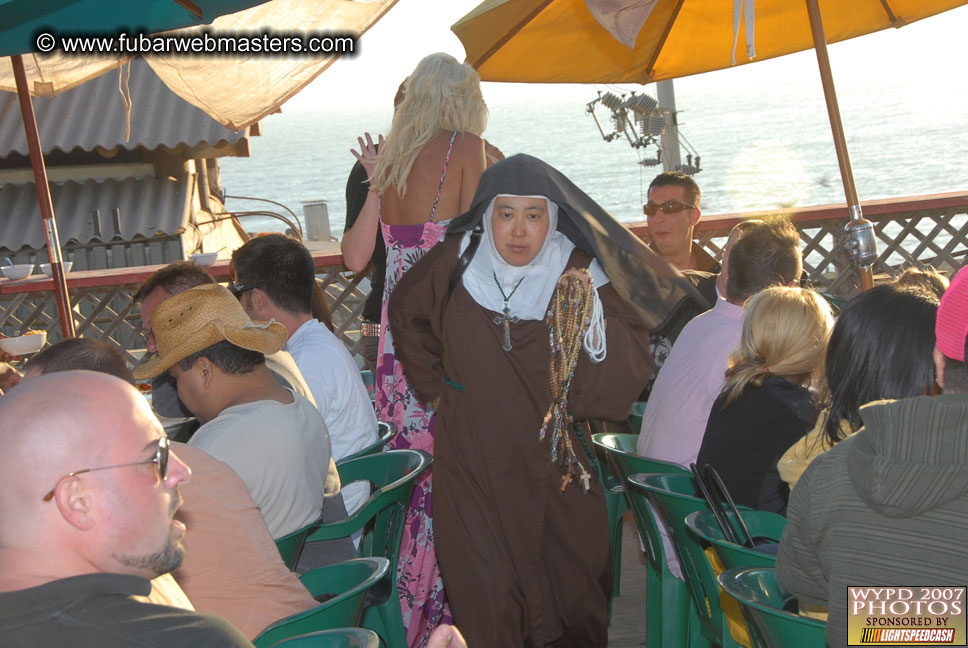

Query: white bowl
[190,253,218,266]
[1,264,34,280]
[0,330,47,355]
[39,262,73,277]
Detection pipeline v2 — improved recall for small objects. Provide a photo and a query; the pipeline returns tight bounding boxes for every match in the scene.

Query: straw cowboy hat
[133,284,288,380]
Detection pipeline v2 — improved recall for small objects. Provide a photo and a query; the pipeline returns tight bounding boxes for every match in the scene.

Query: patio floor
[607,511,648,647]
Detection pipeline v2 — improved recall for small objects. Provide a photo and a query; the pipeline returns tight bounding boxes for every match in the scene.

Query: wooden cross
[560,472,573,492]
[493,305,519,352]
[580,471,592,493]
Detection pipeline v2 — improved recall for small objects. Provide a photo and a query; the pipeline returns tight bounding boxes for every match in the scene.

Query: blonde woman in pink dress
[351,52,488,648]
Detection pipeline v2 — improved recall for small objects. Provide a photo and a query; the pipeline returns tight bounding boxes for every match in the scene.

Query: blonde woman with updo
[349,52,489,647]
[696,286,833,514]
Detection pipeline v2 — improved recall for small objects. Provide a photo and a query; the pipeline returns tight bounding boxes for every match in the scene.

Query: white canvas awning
[0,0,398,130]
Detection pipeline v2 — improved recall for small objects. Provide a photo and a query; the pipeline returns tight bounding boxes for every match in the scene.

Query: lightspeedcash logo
[860,627,956,643]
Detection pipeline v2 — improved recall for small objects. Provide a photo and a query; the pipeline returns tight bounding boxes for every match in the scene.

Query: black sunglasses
[229,282,263,298]
[42,436,170,502]
[643,200,697,217]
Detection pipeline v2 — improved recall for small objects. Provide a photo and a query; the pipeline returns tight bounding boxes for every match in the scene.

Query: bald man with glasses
[0,371,252,647]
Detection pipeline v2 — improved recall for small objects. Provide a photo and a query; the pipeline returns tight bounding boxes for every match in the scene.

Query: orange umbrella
[454,0,968,289]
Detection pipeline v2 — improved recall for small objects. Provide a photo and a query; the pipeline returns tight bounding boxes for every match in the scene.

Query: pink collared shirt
[637,297,745,466]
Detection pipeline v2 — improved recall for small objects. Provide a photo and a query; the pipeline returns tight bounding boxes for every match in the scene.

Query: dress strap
[429,131,459,223]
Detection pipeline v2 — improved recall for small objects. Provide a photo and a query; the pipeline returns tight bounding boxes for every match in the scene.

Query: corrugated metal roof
[0,176,192,251]
[0,58,247,158]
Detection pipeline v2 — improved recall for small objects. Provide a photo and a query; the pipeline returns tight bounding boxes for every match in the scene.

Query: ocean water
[220,47,968,237]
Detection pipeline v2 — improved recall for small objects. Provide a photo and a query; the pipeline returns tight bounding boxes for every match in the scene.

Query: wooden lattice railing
[1,192,966,364]
[0,253,368,368]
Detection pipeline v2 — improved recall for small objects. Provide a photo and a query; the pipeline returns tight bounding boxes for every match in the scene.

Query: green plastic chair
[592,433,694,648]
[583,404,645,607]
[718,567,827,648]
[685,510,786,571]
[253,557,390,648]
[276,519,318,571]
[360,370,375,403]
[632,473,749,648]
[303,449,432,648]
[340,422,397,464]
[267,628,380,648]
[584,422,630,619]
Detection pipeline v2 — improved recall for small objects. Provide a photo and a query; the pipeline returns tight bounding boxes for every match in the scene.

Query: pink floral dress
[375,131,457,648]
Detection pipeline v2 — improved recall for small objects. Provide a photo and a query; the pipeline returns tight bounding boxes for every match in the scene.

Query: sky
[283,0,968,112]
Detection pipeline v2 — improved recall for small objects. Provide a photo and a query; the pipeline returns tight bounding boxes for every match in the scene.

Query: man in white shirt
[231,235,378,517]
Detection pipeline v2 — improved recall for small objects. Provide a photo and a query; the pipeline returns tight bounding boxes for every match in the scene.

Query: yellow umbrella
[455,0,964,83]
[453,0,968,289]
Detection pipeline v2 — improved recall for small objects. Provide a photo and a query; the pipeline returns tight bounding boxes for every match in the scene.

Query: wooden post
[11,55,75,337]
[804,0,875,290]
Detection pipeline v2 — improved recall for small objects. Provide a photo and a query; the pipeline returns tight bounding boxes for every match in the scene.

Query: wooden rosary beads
[539,269,595,493]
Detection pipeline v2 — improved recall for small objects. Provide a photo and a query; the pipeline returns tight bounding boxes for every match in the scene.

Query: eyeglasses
[643,200,697,217]
[42,436,170,502]
[229,282,263,298]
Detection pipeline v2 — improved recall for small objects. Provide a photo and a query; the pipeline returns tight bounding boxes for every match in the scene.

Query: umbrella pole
[804,0,876,291]
[11,55,76,338]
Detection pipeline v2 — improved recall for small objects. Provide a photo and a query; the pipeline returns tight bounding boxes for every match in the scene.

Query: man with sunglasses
[644,171,719,273]
[0,371,253,647]
[231,235,377,520]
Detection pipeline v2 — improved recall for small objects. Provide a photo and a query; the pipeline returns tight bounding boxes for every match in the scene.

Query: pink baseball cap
[936,265,968,362]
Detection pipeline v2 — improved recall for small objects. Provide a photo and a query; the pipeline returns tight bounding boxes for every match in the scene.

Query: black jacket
[697,376,818,514]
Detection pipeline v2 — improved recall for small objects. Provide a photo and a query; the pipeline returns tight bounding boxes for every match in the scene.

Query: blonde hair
[720,286,833,407]
[371,53,488,196]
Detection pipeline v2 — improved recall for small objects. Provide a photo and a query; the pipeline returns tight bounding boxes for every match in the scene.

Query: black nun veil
[448,153,709,332]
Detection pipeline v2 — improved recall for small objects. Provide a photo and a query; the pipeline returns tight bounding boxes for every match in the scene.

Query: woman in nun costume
[388,154,699,647]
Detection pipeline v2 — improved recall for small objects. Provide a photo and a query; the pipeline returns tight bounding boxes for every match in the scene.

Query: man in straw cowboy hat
[133,284,332,543]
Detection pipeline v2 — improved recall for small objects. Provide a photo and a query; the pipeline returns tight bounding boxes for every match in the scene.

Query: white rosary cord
[583,290,607,363]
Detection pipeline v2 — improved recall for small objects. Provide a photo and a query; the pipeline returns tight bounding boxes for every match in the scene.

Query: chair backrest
[592,433,688,481]
[339,422,398,464]
[276,519,317,570]
[686,509,786,571]
[718,567,827,648]
[632,472,738,645]
[253,557,390,648]
[360,370,376,402]
[265,627,382,648]
[592,433,689,573]
[307,449,431,565]
[626,401,647,434]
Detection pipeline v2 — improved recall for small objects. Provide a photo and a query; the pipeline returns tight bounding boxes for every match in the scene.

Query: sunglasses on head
[643,200,697,217]
[42,435,170,502]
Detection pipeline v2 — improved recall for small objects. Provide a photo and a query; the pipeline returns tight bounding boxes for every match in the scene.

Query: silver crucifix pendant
[493,305,519,352]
